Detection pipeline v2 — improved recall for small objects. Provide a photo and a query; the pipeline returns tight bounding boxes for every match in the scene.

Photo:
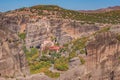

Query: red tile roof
[49,46,61,51]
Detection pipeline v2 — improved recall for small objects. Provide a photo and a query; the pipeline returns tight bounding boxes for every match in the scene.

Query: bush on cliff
[18,33,26,40]
[54,57,69,71]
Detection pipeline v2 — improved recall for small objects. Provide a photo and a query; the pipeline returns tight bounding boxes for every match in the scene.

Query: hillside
[30,5,120,24]
[0,5,120,80]
[5,5,120,24]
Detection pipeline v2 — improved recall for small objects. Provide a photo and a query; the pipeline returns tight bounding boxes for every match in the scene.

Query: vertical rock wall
[85,32,120,80]
[0,28,29,77]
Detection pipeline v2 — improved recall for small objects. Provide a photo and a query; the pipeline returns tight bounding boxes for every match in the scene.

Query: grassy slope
[30,5,120,24]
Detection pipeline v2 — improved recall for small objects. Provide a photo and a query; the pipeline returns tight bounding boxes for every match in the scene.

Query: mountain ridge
[3,5,120,24]
[3,5,120,13]
[79,6,120,13]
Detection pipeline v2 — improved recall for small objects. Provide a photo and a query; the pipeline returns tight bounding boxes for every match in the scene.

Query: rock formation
[0,5,120,80]
[0,26,29,78]
[84,32,120,80]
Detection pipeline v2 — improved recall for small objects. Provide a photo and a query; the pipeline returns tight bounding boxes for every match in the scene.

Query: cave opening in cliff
[85,46,88,56]
[30,46,33,48]
[36,45,41,49]
[110,71,114,80]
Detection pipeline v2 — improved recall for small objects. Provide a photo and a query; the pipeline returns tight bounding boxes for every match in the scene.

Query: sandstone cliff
[0,5,120,80]
[0,26,29,78]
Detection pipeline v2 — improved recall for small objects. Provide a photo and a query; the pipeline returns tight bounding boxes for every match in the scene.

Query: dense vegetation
[23,47,60,78]
[30,5,120,24]
[63,37,88,55]
[54,57,69,71]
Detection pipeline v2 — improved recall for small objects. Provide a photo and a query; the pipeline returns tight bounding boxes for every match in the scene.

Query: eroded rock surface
[84,32,120,80]
[0,6,120,80]
[0,27,29,77]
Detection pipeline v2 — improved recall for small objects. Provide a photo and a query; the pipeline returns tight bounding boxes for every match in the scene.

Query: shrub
[50,51,61,58]
[69,51,77,59]
[40,55,55,64]
[79,57,85,64]
[44,70,60,78]
[23,47,39,63]
[22,45,28,54]
[40,56,51,61]
[71,37,88,54]
[80,49,85,54]
[30,61,51,74]
[93,27,110,36]
[54,57,69,71]
[30,48,38,54]
[18,33,26,40]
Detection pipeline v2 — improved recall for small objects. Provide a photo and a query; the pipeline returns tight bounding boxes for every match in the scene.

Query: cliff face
[0,26,29,77]
[0,10,101,48]
[0,8,102,79]
[0,5,120,80]
[25,19,100,49]
[84,32,120,80]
